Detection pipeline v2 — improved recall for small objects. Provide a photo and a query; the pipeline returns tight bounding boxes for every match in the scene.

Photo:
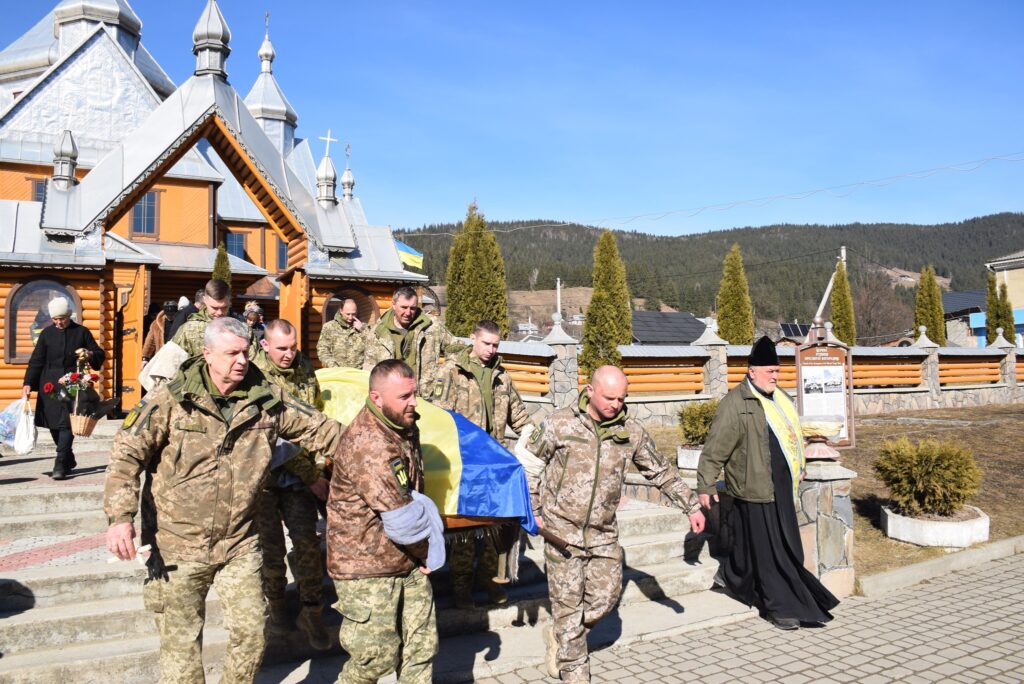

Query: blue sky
[3,1,1023,236]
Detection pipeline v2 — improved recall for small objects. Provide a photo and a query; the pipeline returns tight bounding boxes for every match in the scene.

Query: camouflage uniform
[105,356,343,684]
[170,308,258,358]
[433,349,532,602]
[250,349,326,611]
[362,309,454,396]
[317,314,366,368]
[526,396,700,683]
[327,404,438,683]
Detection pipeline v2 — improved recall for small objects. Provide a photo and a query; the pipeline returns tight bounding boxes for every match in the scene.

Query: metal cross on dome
[319,129,338,158]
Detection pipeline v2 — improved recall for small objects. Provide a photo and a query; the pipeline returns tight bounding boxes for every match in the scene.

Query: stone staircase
[0,451,752,683]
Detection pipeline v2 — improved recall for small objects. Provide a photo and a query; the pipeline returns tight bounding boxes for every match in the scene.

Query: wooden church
[0,0,427,408]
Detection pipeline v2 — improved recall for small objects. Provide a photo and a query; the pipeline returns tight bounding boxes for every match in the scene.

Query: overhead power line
[399,151,1024,238]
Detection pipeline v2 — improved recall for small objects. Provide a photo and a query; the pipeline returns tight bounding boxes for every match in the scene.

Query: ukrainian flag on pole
[317,367,538,535]
[394,240,424,270]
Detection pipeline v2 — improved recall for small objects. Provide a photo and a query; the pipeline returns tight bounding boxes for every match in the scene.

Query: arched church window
[5,279,83,363]
[323,287,379,326]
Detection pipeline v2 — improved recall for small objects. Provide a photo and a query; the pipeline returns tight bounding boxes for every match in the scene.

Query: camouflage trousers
[257,487,324,605]
[545,541,624,683]
[332,569,438,684]
[142,548,267,684]
[448,536,499,592]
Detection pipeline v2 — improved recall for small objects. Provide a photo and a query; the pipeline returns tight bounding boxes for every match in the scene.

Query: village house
[0,0,426,408]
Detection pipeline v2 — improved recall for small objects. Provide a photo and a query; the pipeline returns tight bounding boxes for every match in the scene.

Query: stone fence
[498,323,1023,427]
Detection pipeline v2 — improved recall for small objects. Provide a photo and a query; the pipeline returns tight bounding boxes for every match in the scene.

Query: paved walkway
[479,554,1024,684]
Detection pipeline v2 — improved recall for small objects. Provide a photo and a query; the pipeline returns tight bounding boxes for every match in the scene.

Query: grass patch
[644,404,1024,576]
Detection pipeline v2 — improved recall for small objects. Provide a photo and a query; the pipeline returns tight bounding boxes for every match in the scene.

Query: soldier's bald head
[590,365,628,392]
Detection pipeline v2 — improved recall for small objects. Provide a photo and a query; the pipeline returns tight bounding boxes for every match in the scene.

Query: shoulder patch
[122,399,147,431]
[390,457,410,494]
[434,378,445,398]
[529,424,545,444]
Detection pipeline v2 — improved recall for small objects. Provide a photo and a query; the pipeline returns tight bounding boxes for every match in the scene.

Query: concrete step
[0,509,107,539]
[0,561,146,612]
[0,530,716,652]
[0,485,103,517]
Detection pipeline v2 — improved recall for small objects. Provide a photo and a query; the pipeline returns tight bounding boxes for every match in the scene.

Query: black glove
[146,547,169,582]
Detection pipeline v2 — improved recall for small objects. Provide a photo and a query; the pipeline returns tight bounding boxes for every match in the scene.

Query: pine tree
[830,261,856,345]
[580,230,632,374]
[928,266,946,345]
[444,203,510,337]
[212,240,231,288]
[715,244,754,344]
[998,283,1015,343]
[986,273,1000,344]
[914,266,946,345]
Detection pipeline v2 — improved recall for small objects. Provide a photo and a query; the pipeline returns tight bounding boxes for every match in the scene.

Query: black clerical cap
[748,335,779,366]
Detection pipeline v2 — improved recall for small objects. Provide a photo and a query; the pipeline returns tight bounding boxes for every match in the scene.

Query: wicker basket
[70,413,98,437]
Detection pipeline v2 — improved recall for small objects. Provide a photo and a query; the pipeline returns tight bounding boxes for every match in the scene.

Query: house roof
[0,199,103,268]
[141,243,266,276]
[943,290,986,317]
[986,249,1024,270]
[631,311,706,345]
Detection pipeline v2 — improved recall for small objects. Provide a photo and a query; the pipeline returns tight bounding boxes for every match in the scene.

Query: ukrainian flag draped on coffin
[317,367,538,535]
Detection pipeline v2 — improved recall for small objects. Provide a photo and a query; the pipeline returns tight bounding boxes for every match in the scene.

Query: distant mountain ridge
[397,212,1024,322]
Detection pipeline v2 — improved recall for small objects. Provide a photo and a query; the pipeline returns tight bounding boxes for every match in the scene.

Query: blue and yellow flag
[317,367,537,535]
[394,240,424,270]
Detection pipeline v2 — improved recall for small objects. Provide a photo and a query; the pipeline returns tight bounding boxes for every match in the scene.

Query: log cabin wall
[0,270,106,404]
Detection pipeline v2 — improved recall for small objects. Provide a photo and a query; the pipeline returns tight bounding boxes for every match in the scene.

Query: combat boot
[297,604,331,650]
[267,597,290,634]
[485,580,508,606]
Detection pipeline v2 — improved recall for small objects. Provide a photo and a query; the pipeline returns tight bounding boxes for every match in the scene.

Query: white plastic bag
[13,400,36,455]
[0,398,25,450]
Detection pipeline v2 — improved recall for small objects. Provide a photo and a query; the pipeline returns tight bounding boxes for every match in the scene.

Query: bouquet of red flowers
[45,371,100,402]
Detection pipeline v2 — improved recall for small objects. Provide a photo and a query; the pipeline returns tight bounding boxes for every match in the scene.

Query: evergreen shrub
[873,437,982,517]
[678,399,719,446]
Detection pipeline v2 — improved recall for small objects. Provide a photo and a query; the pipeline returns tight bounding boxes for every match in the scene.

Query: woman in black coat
[22,299,104,480]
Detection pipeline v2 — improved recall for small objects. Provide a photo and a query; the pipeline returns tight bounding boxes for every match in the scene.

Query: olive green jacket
[362,308,455,396]
[170,309,258,358]
[104,357,343,564]
[250,348,327,482]
[696,379,780,503]
[317,314,366,368]
[432,350,531,441]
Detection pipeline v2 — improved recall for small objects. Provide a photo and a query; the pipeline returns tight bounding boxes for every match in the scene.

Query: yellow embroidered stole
[747,380,805,496]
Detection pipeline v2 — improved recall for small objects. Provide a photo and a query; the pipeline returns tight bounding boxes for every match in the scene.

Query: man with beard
[326,360,444,684]
[697,336,838,630]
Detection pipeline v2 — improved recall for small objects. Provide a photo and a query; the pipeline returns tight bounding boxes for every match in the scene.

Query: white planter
[881,505,990,548]
[677,447,703,470]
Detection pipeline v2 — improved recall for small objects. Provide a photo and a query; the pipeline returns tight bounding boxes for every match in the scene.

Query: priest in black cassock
[697,336,838,630]
[22,297,104,480]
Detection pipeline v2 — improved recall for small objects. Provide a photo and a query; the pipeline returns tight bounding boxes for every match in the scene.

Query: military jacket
[527,404,700,549]
[432,351,531,440]
[170,309,258,358]
[104,358,343,564]
[326,405,426,580]
[362,309,454,396]
[250,348,326,483]
[317,315,365,368]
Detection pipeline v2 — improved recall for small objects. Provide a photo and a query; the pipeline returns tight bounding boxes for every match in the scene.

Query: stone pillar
[913,325,941,400]
[798,460,858,598]
[693,326,728,398]
[543,313,579,409]
[990,327,1016,388]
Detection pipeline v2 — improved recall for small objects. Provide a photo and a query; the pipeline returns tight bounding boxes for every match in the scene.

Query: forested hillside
[396,213,1024,323]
